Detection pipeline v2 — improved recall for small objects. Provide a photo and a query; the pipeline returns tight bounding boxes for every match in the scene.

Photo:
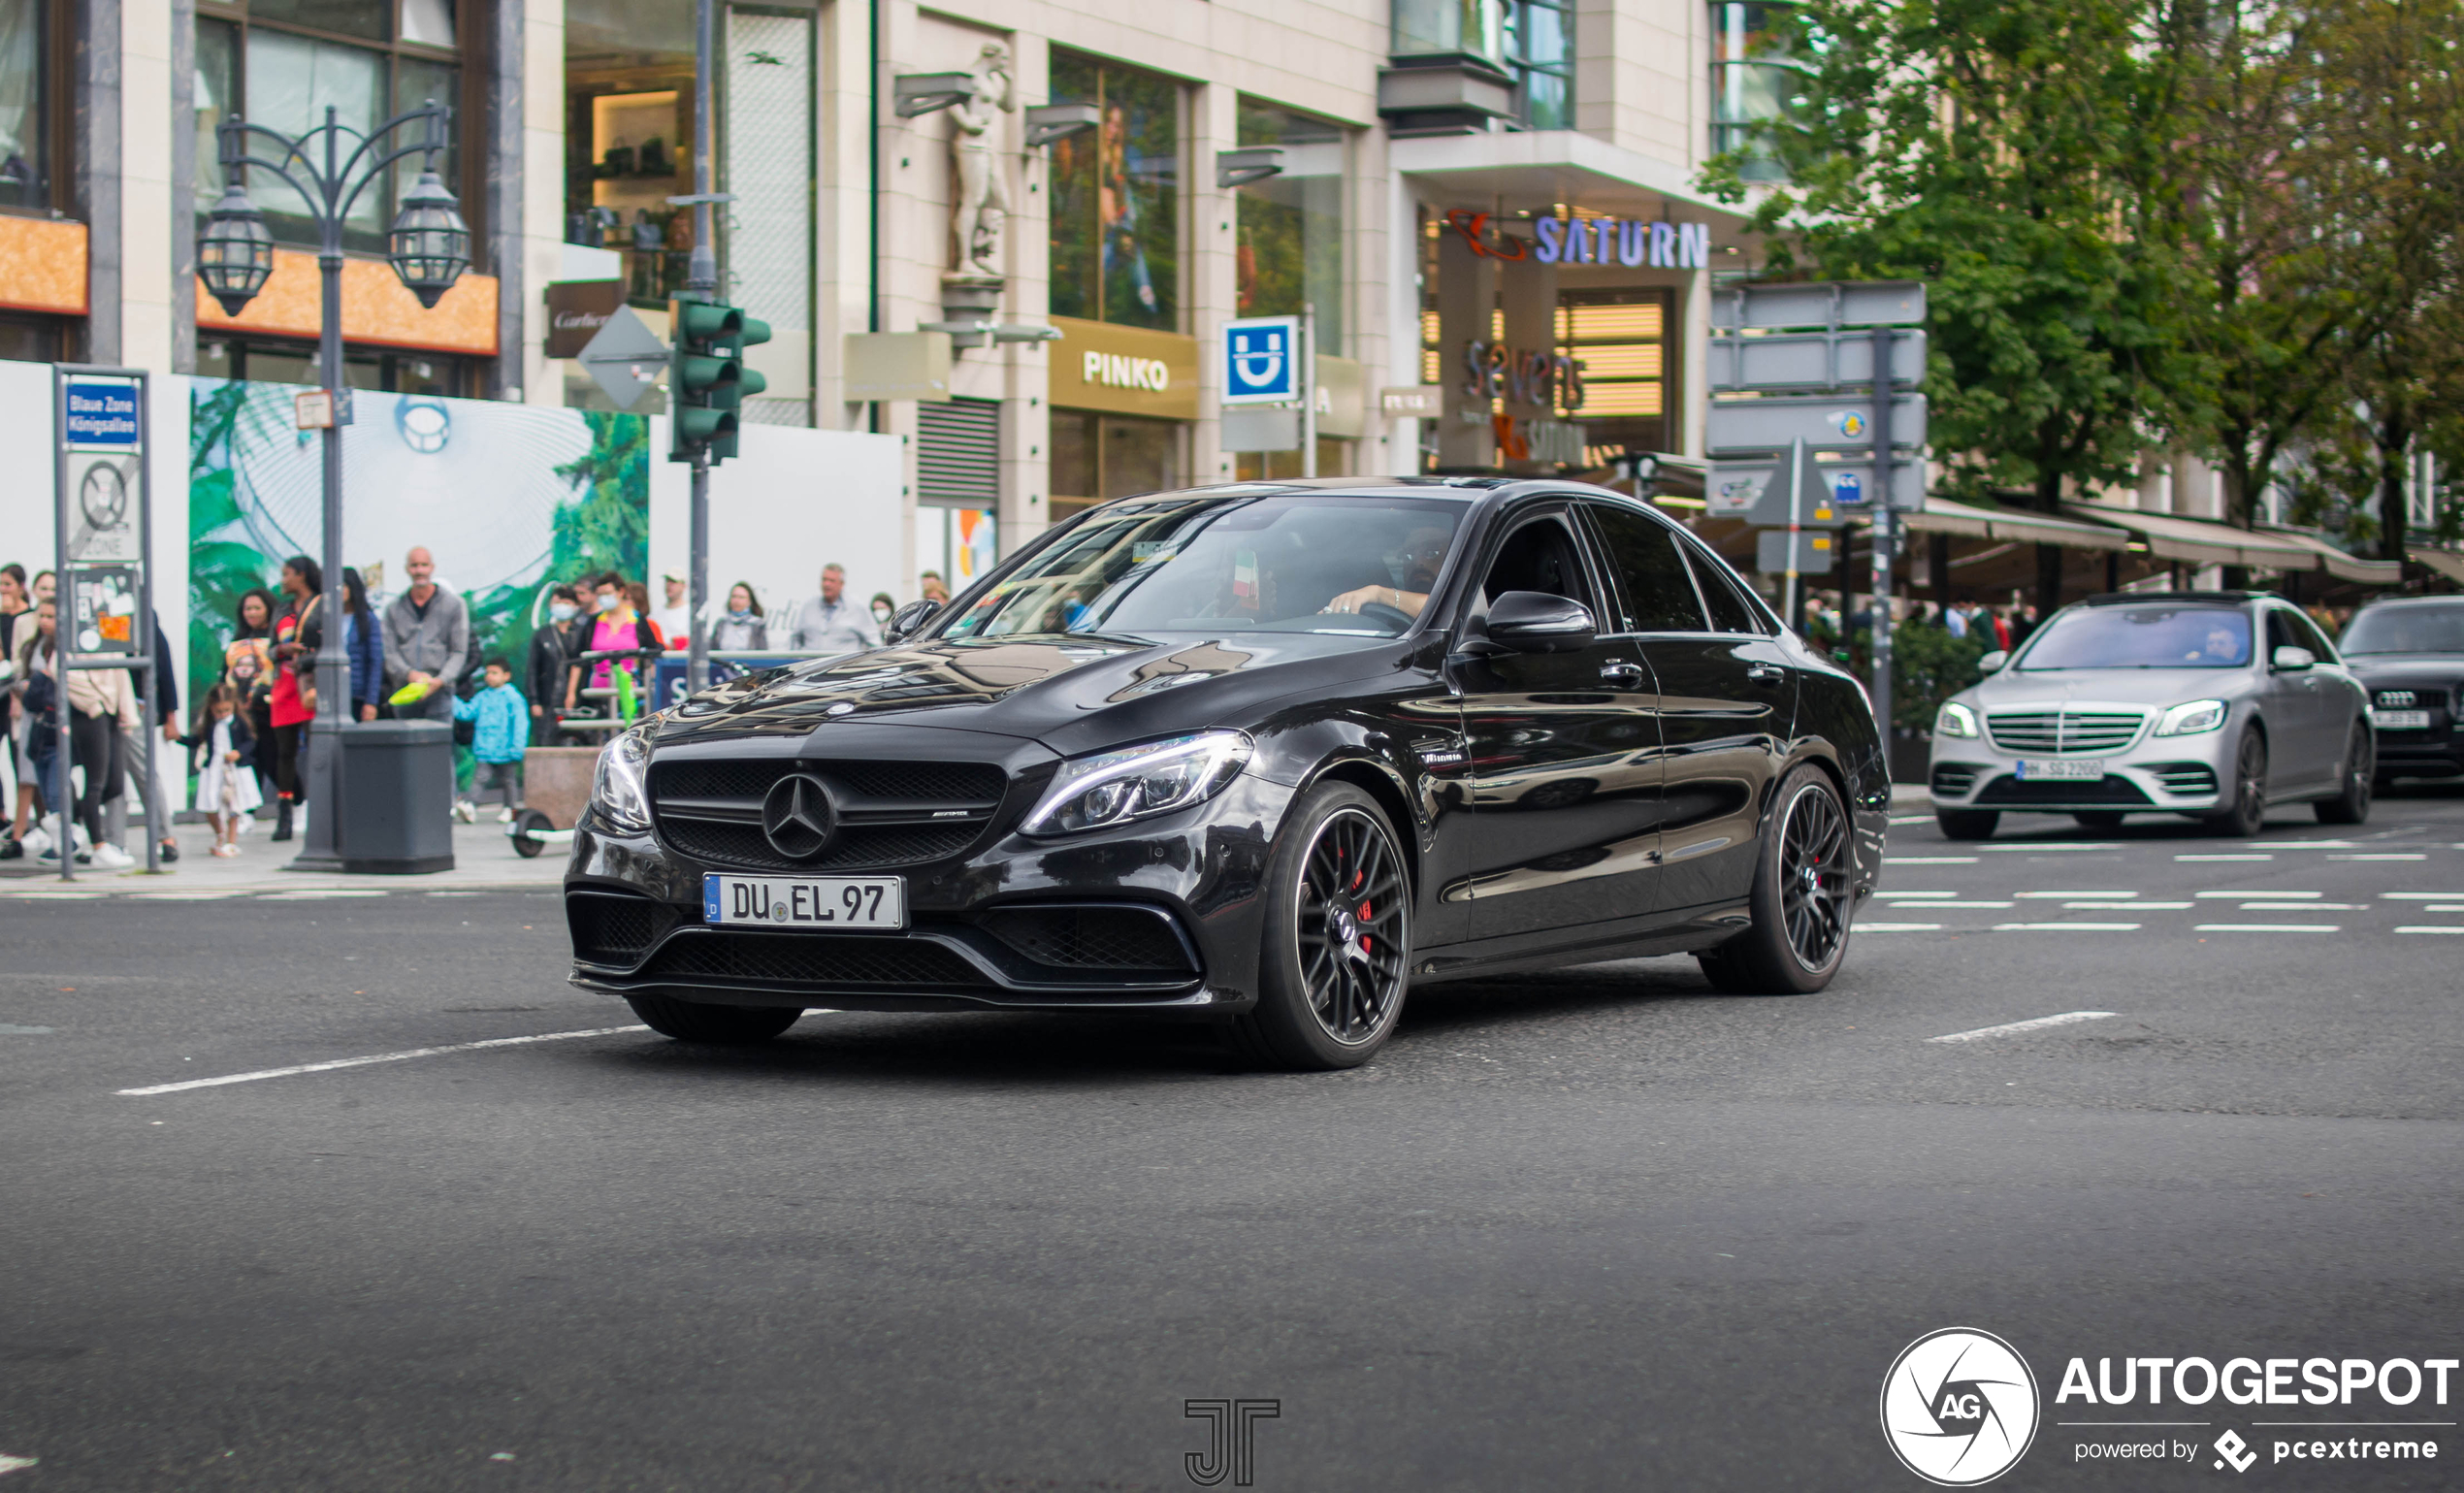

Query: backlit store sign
[1443,210,1711,270]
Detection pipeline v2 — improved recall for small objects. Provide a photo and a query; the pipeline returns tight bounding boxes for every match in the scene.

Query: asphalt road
[4,786,2462,1491]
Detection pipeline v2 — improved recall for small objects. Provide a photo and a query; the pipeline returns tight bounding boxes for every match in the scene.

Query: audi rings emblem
[761,773,838,860]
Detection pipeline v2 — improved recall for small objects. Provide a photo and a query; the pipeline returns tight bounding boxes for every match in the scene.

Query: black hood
[2345,654,2463,682]
[655,631,1408,752]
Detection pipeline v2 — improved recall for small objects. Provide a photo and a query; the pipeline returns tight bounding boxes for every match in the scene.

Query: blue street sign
[1829,470,1865,505]
[1221,315,1301,405]
[63,380,141,448]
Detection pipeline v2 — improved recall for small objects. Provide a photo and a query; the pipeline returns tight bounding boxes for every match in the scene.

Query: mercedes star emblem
[761,772,837,860]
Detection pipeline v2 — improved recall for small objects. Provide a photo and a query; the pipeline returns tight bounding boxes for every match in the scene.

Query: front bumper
[564,768,1293,1016]
[1928,726,2235,815]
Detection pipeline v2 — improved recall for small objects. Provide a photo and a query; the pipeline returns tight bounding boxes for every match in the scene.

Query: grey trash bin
[337,719,457,873]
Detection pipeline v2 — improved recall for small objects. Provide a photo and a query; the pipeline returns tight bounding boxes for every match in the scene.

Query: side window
[2264,609,2299,660]
[1584,503,1708,633]
[1682,544,1766,634]
[2291,609,2338,664]
[1480,514,1604,620]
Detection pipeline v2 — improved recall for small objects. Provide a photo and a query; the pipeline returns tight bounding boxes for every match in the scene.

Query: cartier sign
[543,279,624,360]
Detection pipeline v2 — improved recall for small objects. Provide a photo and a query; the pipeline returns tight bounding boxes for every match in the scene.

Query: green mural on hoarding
[185,380,649,722]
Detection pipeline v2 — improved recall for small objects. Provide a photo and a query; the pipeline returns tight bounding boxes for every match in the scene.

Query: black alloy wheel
[2316,721,2374,825]
[625,991,803,1044]
[1228,783,1411,1069]
[2202,728,2268,836]
[1700,764,1854,995]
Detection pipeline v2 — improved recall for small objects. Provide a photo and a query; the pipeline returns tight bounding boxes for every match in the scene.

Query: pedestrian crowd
[0,549,955,866]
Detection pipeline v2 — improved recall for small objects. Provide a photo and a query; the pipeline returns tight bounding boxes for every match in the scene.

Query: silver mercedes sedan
[1927,591,2373,838]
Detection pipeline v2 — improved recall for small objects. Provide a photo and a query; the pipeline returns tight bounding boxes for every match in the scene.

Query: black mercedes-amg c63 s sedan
[564,478,1888,1068]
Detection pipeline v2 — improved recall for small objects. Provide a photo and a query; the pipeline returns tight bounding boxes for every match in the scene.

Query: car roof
[2353,594,2464,610]
[2082,590,2265,607]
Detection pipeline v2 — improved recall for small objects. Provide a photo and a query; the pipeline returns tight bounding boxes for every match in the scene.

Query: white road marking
[258,889,392,899]
[1977,843,2123,852]
[1929,1011,2117,1043]
[2330,853,2425,861]
[2242,901,2364,911]
[2268,840,2359,850]
[127,890,249,899]
[116,1026,649,1096]
[2192,924,2340,933]
[2426,906,2464,914]
[2178,854,2271,861]
[1856,922,1943,932]
[0,1024,53,1035]
[2016,890,2134,899]
[1991,922,2142,931]
[2383,893,2464,899]
[1867,899,2013,908]
[2194,890,2320,898]
[0,890,101,899]
[2396,925,2464,934]
[1875,890,1957,897]
[1886,856,1978,864]
[0,1452,37,1476]
[2066,900,2191,910]
[1887,815,1935,825]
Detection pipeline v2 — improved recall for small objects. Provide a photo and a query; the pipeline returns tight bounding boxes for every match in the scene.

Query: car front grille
[1974,774,2154,807]
[1986,709,2148,755]
[1930,763,1981,796]
[648,757,1008,872]
[978,905,1196,975]
[2147,762,2220,795]
[638,930,998,990]
[567,891,682,966]
[2374,688,2445,710]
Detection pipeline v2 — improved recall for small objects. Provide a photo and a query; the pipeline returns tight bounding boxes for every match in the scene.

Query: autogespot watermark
[1882,1328,2459,1482]
[1183,1399,1280,1487]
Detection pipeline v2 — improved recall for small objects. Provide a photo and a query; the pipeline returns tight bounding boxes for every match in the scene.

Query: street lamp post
[198,103,470,870]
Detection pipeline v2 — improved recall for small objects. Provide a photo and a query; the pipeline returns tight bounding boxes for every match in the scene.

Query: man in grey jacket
[382,546,470,802]
[784,563,880,656]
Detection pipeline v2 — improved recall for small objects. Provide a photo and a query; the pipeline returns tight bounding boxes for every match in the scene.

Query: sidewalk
[0,815,566,896]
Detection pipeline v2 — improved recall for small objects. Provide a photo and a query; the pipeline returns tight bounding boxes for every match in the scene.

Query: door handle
[1745,662,1784,684]
[1599,662,1645,687]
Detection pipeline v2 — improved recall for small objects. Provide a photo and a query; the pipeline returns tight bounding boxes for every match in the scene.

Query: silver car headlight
[590,718,657,834]
[2155,698,2228,736]
[1022,730,1252,836]
[1935,701,1980,738]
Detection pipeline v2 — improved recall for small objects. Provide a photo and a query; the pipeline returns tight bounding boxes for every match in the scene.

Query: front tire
[625,992,802,1044]
[1224,783,1411,1070]
[1934,808,1999,840]
[2202,728,2268,836]
[1699,765,1854,995]
[2315,722,2373,825]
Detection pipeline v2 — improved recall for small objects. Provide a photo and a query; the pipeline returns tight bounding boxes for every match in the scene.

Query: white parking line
[116,1026,649,1096]
[1929,1011,2116,1044]
[1856,922,1944,932]
[2192,924,2340,933]
[2015,891,2134,899]
[2396,926,2464,934]
[2178,854,2272,861]
[1992,922,2142,931]
[2194,890,2320,898]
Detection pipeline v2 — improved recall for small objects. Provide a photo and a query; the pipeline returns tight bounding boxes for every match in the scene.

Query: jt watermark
[1183,1399,1280,1487]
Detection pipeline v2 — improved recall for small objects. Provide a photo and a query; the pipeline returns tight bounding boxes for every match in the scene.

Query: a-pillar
[1434,224,1496,470]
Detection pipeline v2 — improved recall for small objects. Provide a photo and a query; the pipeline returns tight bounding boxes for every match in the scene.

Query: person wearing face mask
[529,584,586,743]
[711,582,767,650]
[565,571,662,713]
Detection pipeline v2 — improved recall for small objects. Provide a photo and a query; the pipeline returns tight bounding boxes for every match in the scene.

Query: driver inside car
[1317,525,1456,620]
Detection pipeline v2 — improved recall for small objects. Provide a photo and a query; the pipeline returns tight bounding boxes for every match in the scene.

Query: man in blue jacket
[451,656,530,823]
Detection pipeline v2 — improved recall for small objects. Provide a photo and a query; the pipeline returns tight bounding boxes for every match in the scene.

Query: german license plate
[702,873,905,929]
[2014,758,2105,781]
[2372,709,2431,730]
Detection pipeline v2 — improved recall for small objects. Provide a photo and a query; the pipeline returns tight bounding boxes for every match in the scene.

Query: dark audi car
[2336,596,2464,786]
[564,479,1888,1068]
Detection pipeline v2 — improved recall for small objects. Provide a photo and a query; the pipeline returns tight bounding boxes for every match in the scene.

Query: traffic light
[667,299,773,465]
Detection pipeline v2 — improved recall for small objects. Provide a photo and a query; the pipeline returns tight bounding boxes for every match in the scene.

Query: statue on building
[948,43,1014,280]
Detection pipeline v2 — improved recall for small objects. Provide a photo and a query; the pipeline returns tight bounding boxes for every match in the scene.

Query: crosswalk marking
[2192,924,2340,933]
[2016,891,2134,899]
[1856,922,1943,932]
[2179,854,2272,861]
[1992,922,2141,931]
[2395,925,2464,934]
[2067,900,2190,909]
[2194,890,2320,898]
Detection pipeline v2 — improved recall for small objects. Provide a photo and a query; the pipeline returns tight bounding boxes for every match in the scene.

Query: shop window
[1234,440,1352,482]
[1049,410,1183,520]
[196,336,473,396]
[0,0,54,211]
[1049,50,1179,333]
[1235,101,1343,355]
[563,0,696,308]
[1557,288,1671,456]
[1710,1,1804,182]
[0,313,61,361]
[194,0,472,256]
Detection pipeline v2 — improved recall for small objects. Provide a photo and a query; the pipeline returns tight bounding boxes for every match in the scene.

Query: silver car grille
[1986,708,2147,755]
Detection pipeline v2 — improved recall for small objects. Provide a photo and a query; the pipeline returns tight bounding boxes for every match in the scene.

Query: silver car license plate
[2372,709,2431,730]
[2014,758,2104,781]
[702,873,906,929]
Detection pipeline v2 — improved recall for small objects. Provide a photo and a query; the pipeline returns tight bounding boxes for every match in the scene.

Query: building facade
[3,0,1775,592]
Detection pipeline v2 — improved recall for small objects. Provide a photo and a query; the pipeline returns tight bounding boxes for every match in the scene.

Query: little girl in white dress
[190,683,262,857]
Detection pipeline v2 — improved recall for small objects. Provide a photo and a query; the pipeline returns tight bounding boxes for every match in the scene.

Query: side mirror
[884,600,940,645]
[1482,591,1596,654]
[2272,643,2315,671]
[1976,649,2008,673]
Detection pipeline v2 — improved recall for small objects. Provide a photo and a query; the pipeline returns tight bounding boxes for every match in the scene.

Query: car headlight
[589,719,656,834]
[1935,701,1980,738]
[2155,698,2228,736]
[1021,730,1252,836]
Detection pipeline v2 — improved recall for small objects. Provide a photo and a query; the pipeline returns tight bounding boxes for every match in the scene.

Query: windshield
[2018,604,2253,669]
[934,495,1467,642]
[2337,603,2464,656]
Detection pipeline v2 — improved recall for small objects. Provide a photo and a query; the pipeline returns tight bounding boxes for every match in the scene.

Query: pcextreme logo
[1881,1328,2042,1485]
